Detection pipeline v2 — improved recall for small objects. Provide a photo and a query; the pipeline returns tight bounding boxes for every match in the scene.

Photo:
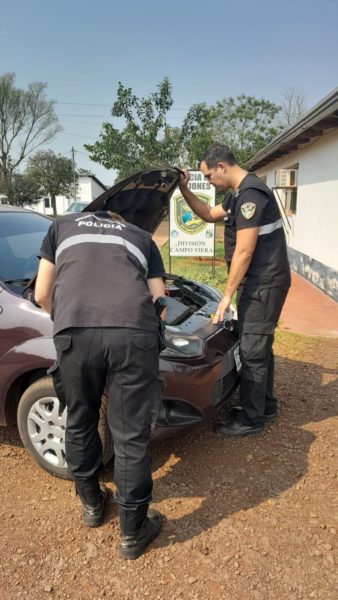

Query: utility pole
[71,146,77,201]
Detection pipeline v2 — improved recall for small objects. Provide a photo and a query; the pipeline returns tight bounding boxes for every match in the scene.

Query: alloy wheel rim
[27,396,68,470]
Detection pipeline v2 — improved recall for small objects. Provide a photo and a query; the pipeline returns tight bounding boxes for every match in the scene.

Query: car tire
[17,377,114,480]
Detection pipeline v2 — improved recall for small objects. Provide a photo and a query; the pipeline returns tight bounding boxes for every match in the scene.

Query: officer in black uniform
[179,143,291,437]
[35,210,165,560]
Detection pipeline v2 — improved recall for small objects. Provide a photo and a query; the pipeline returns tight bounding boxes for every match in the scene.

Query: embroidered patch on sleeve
[241,202,256,219]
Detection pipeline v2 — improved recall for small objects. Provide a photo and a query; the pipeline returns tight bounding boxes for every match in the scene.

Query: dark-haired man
[35,210,165,559]
[179,143,291,437]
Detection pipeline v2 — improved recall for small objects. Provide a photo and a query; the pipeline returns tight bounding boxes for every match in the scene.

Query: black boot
[78,483,108,528]
[230,405,277,422]
[216,413,264,437]
[119,508,163,560]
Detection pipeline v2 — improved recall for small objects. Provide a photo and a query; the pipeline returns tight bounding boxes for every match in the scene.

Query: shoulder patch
[241,202,256,219]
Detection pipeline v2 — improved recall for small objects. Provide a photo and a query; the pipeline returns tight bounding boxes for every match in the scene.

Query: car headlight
[161,326,206,358]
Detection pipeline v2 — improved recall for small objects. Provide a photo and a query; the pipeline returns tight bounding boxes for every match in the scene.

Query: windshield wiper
[4,278,32,285]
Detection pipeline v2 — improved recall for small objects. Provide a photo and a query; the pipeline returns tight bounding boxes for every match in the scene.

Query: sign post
[169,171,215,272]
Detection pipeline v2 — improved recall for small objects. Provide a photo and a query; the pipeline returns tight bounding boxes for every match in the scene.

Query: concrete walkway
[153,223,338,338]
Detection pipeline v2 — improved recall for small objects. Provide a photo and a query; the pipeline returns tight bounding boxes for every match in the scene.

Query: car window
[66,201,88,213]
[0,211,51,282]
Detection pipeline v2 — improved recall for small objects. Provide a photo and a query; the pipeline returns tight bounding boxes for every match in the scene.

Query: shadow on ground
[101,351,338,548]
[1,351,337,549]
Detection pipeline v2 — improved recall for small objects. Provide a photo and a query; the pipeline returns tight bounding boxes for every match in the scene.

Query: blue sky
[1,0,338,185]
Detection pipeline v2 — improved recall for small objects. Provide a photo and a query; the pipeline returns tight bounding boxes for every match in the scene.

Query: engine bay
[164,275,223,333]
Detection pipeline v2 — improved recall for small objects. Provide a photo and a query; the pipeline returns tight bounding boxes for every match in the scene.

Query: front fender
[0,336,56,425]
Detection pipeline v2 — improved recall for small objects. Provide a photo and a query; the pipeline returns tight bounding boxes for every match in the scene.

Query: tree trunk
[51,194,57,217]
[0,169,14,203]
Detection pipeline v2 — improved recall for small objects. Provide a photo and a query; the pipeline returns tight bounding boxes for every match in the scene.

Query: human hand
[212,294,232,324]
[179,170,190,191]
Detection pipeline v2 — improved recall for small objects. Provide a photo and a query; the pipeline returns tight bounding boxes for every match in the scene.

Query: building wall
[31,175,106,216]
[257,128,338,300]
[76,176,106,203]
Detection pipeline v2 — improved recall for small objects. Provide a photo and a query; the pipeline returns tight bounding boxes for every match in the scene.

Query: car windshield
[0,211,51,283]
[66,201,88,213]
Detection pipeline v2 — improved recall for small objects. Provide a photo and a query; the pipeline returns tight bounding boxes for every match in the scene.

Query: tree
[78,167,94,177]
[211,95,282,166]
[0,72,60,201]
[180,95,282,168]
[180,103,218,168]
[0,172,41,206]
[85,78,182,180]
[278,87,307,129]
[85,81,283,177]
[27,150,77,217]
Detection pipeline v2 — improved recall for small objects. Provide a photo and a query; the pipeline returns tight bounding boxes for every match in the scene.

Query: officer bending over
[179,143,291,437]
[35,209,165,560]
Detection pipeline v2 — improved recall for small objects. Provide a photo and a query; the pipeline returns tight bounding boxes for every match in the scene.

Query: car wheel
[17,377,114,480]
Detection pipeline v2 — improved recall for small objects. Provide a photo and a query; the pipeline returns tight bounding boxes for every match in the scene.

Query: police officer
[178,143,291,437]
[35,209,165,560]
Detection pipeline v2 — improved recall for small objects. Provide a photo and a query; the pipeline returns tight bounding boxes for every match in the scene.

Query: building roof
[79,173,108,190]
[246,87,338,171]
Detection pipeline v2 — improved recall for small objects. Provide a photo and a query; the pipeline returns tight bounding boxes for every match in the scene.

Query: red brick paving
[279,271,338,338]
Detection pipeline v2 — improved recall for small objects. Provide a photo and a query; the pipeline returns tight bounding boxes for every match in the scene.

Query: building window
[44,198,50,209]
[273,165,298,215]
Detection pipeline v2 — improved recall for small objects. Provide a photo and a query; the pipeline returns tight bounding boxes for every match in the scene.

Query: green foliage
[212,94,282,166]
[181,94,282,168]
[180,103,217,168]
[0,72,60,200]
[85,78,183,181]
[77,167,94,176]
[84,78,282,179]
[27,150,77,216]
[2,173,41,206]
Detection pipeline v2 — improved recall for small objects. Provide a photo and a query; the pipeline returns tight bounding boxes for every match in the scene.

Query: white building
[34,174,107,216]
[247,87,338,302]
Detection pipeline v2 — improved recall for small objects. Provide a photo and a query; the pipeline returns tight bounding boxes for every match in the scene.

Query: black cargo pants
[237,285,289,425]
[53,326,161,536]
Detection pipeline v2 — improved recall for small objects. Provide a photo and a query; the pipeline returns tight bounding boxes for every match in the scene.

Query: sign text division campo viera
[169,171,216,257]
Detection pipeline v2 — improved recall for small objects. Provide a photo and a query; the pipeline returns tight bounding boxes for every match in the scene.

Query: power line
[56,101,188,111]
[58,131,97,140]
[57,113,185,120]
[57,101,112,107]
[57,117,184,127]
[74,149,91,156]
[57,113,111,118]
[58,118,105,126]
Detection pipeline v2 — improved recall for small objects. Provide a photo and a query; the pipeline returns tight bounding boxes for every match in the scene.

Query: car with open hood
[0,168,240,479]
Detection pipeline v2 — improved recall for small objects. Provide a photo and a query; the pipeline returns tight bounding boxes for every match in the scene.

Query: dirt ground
[0,331,337,600]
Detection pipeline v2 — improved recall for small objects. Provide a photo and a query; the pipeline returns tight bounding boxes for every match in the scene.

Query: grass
[160,240,228,292]
[275,328,338,356]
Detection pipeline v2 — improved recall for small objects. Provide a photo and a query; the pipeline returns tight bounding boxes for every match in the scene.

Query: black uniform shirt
[39,212,165,335]
[222,174,291,289]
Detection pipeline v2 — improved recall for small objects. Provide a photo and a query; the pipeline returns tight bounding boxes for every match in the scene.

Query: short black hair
[199,143,237,168]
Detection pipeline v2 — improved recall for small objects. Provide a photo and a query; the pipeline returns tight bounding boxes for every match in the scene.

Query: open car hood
[84,167,182,233]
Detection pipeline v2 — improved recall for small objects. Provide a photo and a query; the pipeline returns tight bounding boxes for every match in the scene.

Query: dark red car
[0,168,240,479]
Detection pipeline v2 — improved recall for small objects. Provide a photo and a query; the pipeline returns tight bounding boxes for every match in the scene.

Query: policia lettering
[37,210,166,538]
